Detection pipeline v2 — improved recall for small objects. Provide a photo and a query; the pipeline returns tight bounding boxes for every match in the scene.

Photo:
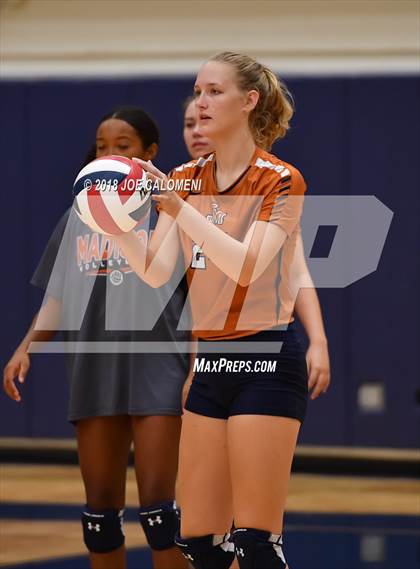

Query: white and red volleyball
[72,155,150,235]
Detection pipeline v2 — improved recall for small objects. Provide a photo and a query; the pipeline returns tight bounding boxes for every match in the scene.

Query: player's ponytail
[209,52,294,151]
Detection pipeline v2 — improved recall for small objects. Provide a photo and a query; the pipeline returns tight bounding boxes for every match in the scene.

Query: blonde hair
[208,51,294,151]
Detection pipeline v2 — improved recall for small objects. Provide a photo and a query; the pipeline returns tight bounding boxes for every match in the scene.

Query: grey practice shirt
[31,206,191,421]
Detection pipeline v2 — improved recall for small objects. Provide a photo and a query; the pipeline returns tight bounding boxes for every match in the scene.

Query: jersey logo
[109,269,124,286]
[76,228,148,276]
[206,202,227,225]
[191,203,226,270]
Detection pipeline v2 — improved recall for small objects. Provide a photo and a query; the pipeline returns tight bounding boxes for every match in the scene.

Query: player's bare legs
[230,554,240,568]
[228,415,299,568]
[132,415,188,569]
[77,415,132,569]
[177,411,233,536]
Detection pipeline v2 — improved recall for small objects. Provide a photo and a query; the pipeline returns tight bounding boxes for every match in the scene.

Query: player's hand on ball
[133,158,184,219]
[3,350,30,402]
[306,340,330,400]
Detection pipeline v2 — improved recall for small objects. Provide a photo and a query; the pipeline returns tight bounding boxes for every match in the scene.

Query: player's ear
[244,90,259,113]
[145,143,158,161]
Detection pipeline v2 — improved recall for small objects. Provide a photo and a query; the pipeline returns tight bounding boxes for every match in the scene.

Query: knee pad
[175,533,235,569]
[81,507,125,553]
[138,500,180,551]
[232,528,287,569]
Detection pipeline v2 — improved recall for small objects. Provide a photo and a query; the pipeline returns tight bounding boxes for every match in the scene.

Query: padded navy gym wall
[0,76,419,447]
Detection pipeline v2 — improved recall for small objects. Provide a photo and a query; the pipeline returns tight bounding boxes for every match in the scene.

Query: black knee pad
[232,528,287,569]
[138,500,180,550]
[81,507,125,553]
[175,532,235,569]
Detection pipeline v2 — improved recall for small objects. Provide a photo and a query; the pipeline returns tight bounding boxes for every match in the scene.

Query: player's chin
[191,145,213,159]
[201,120,228,139]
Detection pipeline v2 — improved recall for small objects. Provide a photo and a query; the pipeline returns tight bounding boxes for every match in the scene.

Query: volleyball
[72,155,151,235]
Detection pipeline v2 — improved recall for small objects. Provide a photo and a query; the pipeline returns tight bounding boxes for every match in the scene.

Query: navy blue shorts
[185,324,308,423]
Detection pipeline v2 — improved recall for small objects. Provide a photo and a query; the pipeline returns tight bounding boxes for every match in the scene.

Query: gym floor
[1,458,419,569]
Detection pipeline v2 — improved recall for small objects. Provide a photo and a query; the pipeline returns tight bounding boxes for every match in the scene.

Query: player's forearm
[177,201,246,281]
[115,230,172,288]
[289,231,327,344]
[177,201,278,286]
[17,299,60,352]
[294,287,328,346]
[114,230,148,279]
[17,319,55,352]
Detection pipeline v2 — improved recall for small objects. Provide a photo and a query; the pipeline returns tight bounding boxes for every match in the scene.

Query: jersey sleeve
[167,166,191,202]
[31,209,72,300]
[258,166,307,236]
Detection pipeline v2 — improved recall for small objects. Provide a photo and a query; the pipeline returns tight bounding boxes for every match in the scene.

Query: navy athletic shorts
[185,324,308,423]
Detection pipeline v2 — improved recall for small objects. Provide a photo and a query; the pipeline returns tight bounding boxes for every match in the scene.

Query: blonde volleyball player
[179,79,330,569]
[181,87,330,569]
[114,52,331,569]
[3,107,190,569]
[182,96,330,409]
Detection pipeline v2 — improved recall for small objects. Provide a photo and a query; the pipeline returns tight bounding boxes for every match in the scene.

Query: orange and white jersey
[170,147,307,340]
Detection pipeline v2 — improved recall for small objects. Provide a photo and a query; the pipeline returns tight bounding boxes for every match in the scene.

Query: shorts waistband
[197,323,295,344]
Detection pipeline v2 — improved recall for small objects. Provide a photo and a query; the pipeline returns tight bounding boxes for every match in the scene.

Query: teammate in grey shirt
[3,107,191,569]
